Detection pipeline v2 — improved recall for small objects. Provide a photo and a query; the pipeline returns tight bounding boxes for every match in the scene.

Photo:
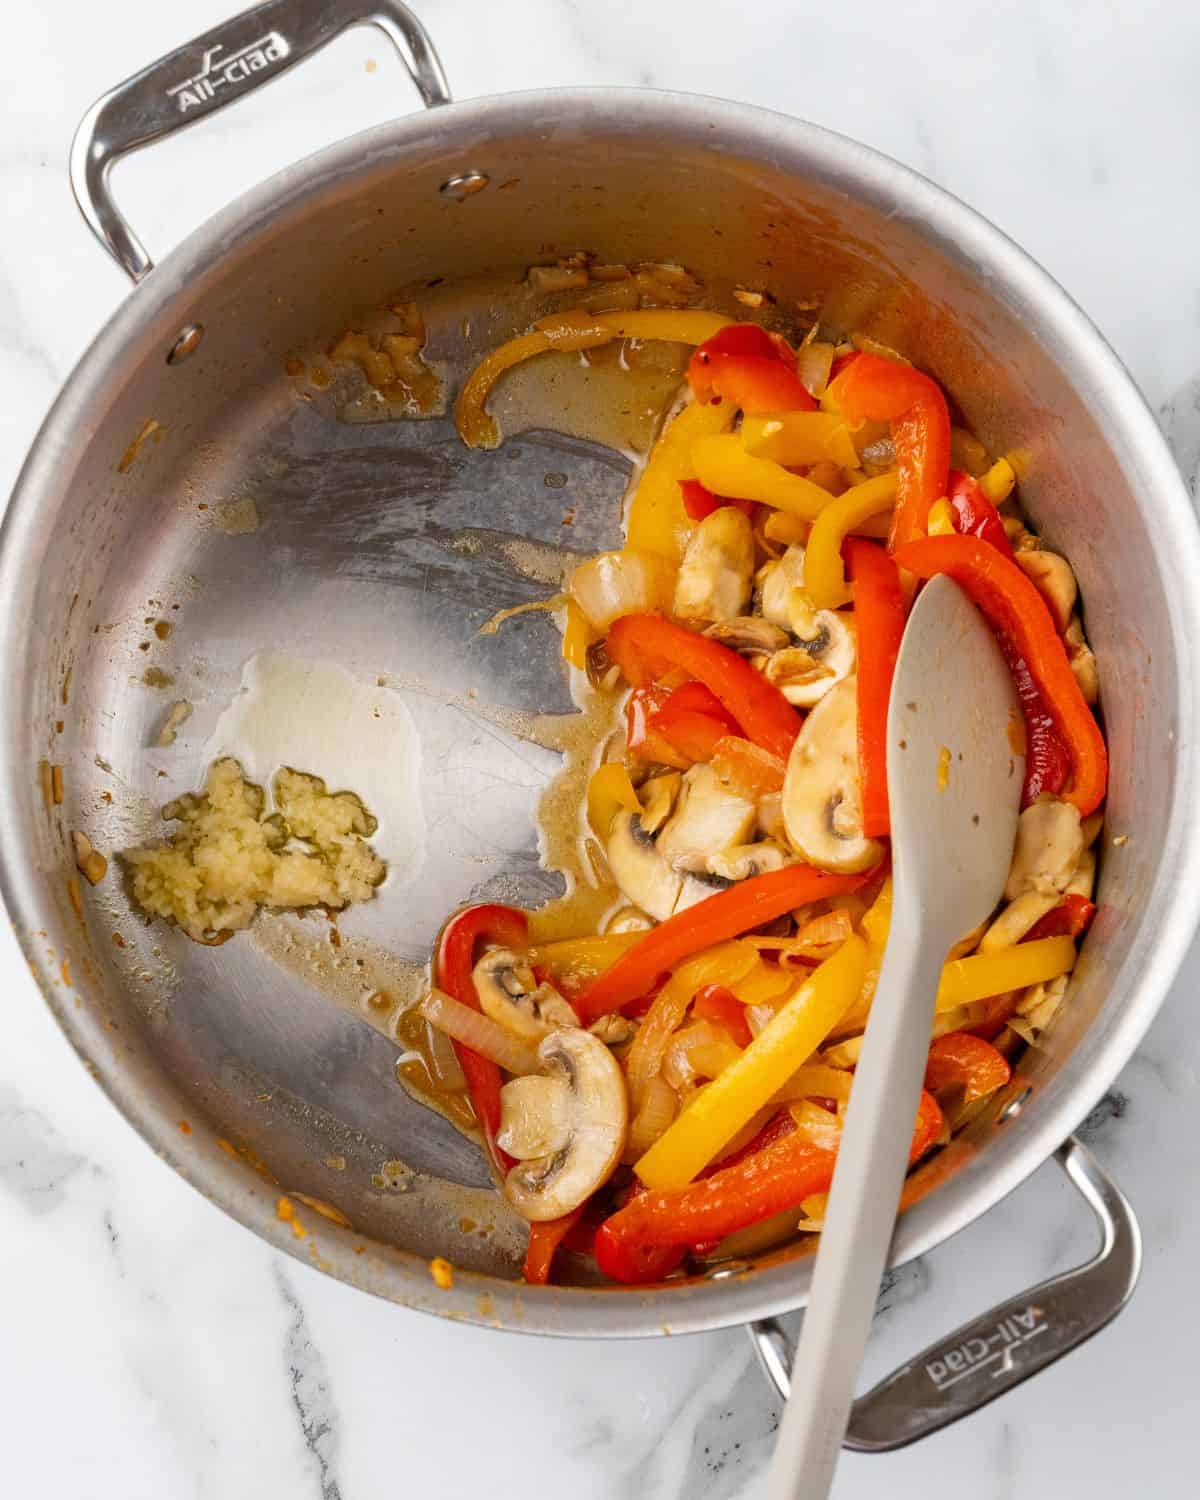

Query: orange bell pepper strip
[688,324,817,414]
[709,735,787,797]
[925,1034,1011,1104]
[594,1090,943,1280]
[828,351,951,552]
[523,1208,585,1285]
[692,984,753,1047]
[607,613,803,762]
[434,904,529,1178]
[893,535,1108,815]
[576,863,876,1021]
[844,539,906,838]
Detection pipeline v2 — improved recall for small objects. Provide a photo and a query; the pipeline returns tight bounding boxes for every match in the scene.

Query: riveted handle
[750,1138,1142,1451]
[70,0,450,283]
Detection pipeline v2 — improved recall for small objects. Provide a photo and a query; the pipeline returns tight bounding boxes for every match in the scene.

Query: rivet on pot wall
[440,171,490,200]
[166,323,204,365]
[706,1261,752,1280]
[998,1085,1033,1123]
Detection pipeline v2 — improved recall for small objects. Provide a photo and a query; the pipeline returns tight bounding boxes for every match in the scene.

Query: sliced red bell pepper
[523,1208,584,1285]
[844,538,906,837]
[434,903,529,1177]
[829,352,951,552]
[962,989,1021,1041]
[692,984,753,1048]
[678,478,754,522]
[576,862,876,1021]
[626,684,691,770]
[650,681,744,764]
[925,1034,1011,1104]
[894,535,1108,816]
[1023,892,1096,942]
[607,613,803,762]
[687,324,817,414]
[594,1090,943,1281]
[948,470,1014,558]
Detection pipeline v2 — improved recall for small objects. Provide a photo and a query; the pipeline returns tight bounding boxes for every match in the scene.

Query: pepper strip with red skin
[939,483,1072,805]
[651,681,745,765]
[947,470,1014,557]
[925,1034,1011,1104]
[692,984,753,1048]
[576,863,877,1022]
[594,1091,943,1279]
[678,478,755,522]
[608,613,803,762]
[829,352,951,552]
[1023,892,1096,942]
[844,539,906,837]
[894,535,1107,815]
[523,1208,585,1285]
[435,904,529,1177]
[687,325,817,415]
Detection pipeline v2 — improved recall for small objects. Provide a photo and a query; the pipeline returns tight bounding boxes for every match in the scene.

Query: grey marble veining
[3,1,1200,1496]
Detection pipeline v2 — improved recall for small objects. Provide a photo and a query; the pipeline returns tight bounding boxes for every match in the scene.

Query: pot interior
[3,94,1192,1334]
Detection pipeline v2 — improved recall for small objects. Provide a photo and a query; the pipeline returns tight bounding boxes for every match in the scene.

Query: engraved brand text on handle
[166,33,290,112]
[924,1306,1049,1392]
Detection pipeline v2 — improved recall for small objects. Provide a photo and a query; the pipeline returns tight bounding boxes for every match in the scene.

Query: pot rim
[3,86,1199,1337]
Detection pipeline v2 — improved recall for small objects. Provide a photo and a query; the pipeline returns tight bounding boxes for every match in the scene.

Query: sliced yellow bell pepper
[528,932,643,985]
[626,400,735,561]
[802,472,900,609]
[690,435,840,520]
[561,598,592,670]
[741,412,860,470]
[455,309,731,450]
[635,933,868,1188]
[586,763,640,839]
[926,497,956,537]
[729,961,795,1006]
[935,935,1076,1012]
[979,457,1016,506]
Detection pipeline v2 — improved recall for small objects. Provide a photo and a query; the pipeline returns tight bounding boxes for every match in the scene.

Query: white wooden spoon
[767,574,1025,1500]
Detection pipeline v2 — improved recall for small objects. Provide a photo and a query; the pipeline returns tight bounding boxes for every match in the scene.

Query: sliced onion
[662,1020,730,1092]
[569,549,676,631]
[420,989,540,1075]
[624,1076,679,1161]
[696,1204,800,1263]
[797,341,836,398]
[788,1099,842,1153]
[424,1019,469,1093]
[773,1064,854,1107]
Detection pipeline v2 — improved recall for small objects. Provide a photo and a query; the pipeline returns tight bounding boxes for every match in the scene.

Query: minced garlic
[122,757,385,943]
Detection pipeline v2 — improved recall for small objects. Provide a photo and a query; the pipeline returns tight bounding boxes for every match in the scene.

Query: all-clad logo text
[925,1306,1049,1392]
[167,32,290,112]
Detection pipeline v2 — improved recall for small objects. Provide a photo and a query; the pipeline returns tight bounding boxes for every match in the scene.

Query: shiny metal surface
[3,71,1199,1343]
[751,1138,1142,1447]
[70,0,450,282]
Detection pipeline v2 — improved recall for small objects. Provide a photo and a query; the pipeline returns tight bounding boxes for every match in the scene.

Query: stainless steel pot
[5,0,1199,1450]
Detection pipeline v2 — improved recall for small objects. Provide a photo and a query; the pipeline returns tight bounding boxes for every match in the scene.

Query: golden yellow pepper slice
[635,933,868,1188]
[935,935,1076,1012]
[454,308,731,450]
[626,399,735,561]
[802,472,900,609]
[741,412,860,469]
[528,932,643,986]
[979,457,1016,506]
[690,435,840,520]
[586,762,640,839]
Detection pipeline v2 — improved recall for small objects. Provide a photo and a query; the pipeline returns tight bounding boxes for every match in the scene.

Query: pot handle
[69,0,450,284]
[749,1137,1141,1451]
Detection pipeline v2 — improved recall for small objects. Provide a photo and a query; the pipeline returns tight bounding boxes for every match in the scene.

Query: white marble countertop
[4,2,1200,1496]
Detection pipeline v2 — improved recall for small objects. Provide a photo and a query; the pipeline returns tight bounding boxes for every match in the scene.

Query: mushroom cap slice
[606,810,683,922]
[503,1029,629,1222]
[472,948,580,1040]
[656,763,757,874]
[638,771,682,835]
[782,675,883,873]
[765,612,858,709]
[497,1074,573,1159]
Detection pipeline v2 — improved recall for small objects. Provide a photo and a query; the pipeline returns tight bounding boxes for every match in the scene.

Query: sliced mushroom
[657,763,757,874]
[1004,799,1085,901]
[638,772,681,835]
[606,809,684,921]
[497,1074,573,1159]
[757,545,811,632]
[782,676,883,873]
[673,872,732,912]
[502,1028,628,1222]
[588,1014,639,1046]
[1016,550,1077,634]
[707,840,792,881]
[1064,615,1099,705]
[472,949,580,1041]
[764,611,857,708]
[673,507,755,624]
[704,616,790,659]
